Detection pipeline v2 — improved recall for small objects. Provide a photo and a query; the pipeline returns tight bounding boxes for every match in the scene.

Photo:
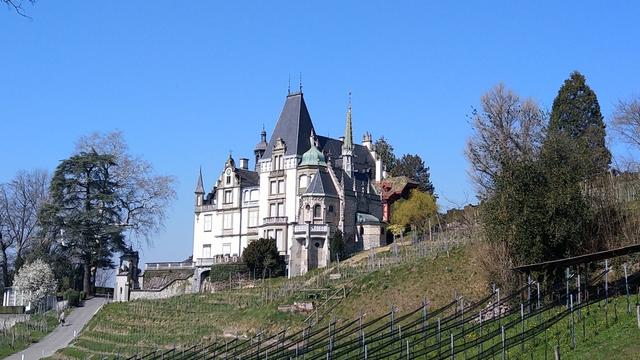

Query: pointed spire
[195,167,205,194]
[261,125,267,143]
[342,91,353,151]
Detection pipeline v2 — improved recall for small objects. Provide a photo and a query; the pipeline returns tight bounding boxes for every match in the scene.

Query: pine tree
[39,151,125,295]
[390,154,435,194]
[548,71,611,178]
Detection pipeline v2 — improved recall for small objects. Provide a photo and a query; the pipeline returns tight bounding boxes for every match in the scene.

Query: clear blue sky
[2,1,639,265]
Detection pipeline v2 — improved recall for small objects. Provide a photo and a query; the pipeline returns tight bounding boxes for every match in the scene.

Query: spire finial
[299,72,303,93]
[288,74,291,95]
[342,91,353,151]
[195,166,205,194]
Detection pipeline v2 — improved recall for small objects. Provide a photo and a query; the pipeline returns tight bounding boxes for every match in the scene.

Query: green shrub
[64,289,81,307]
[79,291,86,300]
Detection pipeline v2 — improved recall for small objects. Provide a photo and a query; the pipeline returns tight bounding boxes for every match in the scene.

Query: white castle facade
[191,91,386,283]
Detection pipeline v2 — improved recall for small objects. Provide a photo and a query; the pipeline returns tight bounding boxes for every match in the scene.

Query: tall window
[223,213,233,229]
[222,243,231,255]
[248,209,258,227]
[313,204,322,219]
[203,214,212,232]
[224,190,233,204]
[269,202,284,217]
[270,181,277,195]
[226,175,231,185]
[299,175,308,188]
[278,180,285,194]
[202,244,211,258]
[250,189,259,201]
[269,203,277,217]
[277,202,285,217]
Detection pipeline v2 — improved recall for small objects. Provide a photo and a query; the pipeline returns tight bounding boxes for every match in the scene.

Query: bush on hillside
[242,238,285,278]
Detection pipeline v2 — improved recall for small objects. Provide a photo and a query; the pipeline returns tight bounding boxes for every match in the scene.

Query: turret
[195,167,205,206]
[341,93,354,178]
[254,127,268,170]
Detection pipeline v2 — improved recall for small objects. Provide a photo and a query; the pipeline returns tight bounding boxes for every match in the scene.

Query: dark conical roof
[305,169,338,197]
[263,93,315,158]
[195,167,205,194]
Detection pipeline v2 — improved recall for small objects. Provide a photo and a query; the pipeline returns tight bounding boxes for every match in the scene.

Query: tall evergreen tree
[374,137,397,174]
[390,154,435,194]
[548,71,611,178]
[39,151,125,295]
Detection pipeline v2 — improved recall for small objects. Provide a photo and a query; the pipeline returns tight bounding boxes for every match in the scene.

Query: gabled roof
[263,93,315,158]
[305,170,338,197]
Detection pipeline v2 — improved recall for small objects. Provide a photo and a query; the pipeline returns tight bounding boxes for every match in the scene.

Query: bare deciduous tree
[0,169,49,288]
[612,97,640,149]
[75,131,177,246]
[466,83,546,198]
[2,0,34,17]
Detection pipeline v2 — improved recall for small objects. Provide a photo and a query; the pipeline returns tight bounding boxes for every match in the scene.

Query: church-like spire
[342,92,353,151]
[195,167,204,194]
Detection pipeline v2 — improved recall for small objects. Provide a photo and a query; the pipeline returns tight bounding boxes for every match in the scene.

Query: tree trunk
[83,261,91,295]
[0,246,9,290]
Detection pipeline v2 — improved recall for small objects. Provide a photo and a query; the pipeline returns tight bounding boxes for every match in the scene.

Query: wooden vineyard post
[565,268,570,308]
[450,332,455,360]
[501,325,505,360]
[528,274,532,314]
[624,264,630,314]
[570,295,575,350]
[605,260,609,327]
[521,303,525,352]
[478,311,483,355]
[437,317,442,358]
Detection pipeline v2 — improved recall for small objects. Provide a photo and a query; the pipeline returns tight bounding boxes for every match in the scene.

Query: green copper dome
[300,145,326,166]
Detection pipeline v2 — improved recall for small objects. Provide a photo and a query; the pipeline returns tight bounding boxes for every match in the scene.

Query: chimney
[239,158,249,170]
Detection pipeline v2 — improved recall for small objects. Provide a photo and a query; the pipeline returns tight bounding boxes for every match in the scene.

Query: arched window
[313,204,322,219]
[250,189,259,201]
[299,174,308,188]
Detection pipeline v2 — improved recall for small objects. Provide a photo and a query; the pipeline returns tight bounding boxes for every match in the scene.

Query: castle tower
[253,127,267,171]
[342,94,354,178]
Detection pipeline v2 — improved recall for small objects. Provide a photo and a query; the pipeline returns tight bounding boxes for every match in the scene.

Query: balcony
[194,255,240,267]
[195,204,216,213]
[263,216,288,225]
[145,261,194,270]
[293,223,328,235]
[270,169,285,177]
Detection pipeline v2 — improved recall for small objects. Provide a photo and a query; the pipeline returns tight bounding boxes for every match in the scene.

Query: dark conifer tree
[548,71,611,178]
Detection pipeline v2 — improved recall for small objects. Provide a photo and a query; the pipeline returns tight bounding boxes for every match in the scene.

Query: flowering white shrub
[13,259,57,305]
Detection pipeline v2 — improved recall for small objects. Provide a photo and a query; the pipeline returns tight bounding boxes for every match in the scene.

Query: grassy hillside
[50,240,640,359]
[329,244,488,321]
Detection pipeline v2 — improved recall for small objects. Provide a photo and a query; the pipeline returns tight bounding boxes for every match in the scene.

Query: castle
[113,90,394,301]
[191,91,385,285]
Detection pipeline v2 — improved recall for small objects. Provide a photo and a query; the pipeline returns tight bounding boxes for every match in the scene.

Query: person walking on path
[58,311,66,326]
